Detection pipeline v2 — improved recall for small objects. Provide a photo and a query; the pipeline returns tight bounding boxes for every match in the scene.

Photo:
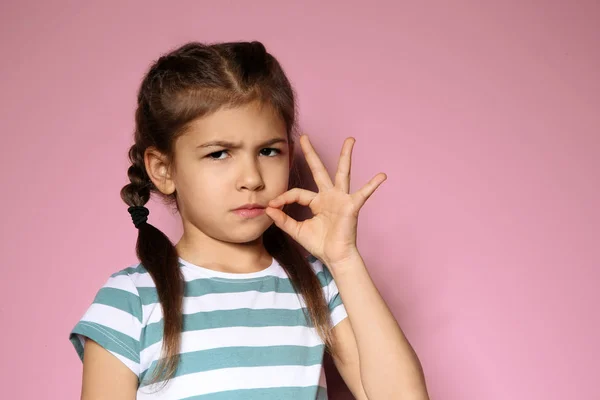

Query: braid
[119,142,184,386]
[120,144,152,207]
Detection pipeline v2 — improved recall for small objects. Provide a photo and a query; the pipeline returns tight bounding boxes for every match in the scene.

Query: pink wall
[1,1,598,399]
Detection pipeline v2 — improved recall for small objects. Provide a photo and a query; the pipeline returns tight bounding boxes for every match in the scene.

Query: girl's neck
[175,230,272,274]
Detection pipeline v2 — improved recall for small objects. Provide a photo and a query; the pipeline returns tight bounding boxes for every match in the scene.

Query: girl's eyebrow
[197,138,288,149]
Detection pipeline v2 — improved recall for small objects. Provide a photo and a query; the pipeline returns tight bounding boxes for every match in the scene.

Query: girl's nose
[237,158,265,191]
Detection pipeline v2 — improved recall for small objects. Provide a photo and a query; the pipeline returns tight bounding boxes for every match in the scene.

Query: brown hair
[119,41,334,384]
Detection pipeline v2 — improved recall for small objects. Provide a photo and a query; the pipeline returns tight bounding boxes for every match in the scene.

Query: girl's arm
[266,136,430,398]
[329,253,429,400]
[81,339,138,400]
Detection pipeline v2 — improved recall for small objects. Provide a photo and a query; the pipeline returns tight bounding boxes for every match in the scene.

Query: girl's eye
[207,148,280,160]
[260,148,281,157]
[207,150,228,160]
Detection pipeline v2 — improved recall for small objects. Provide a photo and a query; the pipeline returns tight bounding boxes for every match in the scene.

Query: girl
[70,41,429,400]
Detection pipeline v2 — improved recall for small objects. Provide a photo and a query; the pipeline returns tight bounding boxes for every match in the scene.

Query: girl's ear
[144,147,176,195]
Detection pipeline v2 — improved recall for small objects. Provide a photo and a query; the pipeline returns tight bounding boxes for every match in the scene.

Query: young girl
[70,41,429,400]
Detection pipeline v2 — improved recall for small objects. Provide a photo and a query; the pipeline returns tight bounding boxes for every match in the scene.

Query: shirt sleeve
[69,271,143,378]
[307,255,348,328]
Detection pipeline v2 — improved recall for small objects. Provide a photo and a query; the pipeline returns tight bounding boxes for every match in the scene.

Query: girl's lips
[232,208,266,218]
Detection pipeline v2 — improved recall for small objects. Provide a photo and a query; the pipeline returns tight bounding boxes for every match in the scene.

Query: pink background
[1,1,598,399]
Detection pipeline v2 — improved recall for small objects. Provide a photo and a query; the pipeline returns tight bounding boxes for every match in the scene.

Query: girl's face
[170,101,292,244]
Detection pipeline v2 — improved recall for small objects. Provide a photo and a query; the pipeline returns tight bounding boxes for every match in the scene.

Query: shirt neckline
[178,256,279,280]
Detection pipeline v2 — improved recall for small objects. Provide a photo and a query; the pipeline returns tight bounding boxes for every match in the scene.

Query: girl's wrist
[324,249,364,279]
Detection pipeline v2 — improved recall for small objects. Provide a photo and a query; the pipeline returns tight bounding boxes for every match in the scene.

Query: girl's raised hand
[265,135,386,269]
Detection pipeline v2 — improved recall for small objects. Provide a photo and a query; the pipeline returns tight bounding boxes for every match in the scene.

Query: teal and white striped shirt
[70,255,347,399]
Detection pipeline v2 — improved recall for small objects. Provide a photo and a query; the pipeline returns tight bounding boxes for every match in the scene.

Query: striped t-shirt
[70,255,348,399]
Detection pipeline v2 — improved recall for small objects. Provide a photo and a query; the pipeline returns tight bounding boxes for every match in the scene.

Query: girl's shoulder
[306,254,334,283]
[87,262,153,314]
[69,262,150,377]
[306,254,325,272]
[110,262,149,277]
[108,262,154,289]
[305,254,347,326]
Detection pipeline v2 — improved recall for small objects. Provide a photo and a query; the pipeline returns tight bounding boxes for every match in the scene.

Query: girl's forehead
[182,102,287,144]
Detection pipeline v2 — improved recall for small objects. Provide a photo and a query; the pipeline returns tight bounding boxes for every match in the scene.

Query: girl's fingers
[300,135,334,190]
[269,188,317,208]
[334,137,355,193]
[353,173,387,208]
[264,207,300,240]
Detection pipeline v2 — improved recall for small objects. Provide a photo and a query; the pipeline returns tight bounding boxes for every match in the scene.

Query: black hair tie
[128,206,149,228]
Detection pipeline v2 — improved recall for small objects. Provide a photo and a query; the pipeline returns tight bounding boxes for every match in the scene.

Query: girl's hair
[119,41,334,384]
